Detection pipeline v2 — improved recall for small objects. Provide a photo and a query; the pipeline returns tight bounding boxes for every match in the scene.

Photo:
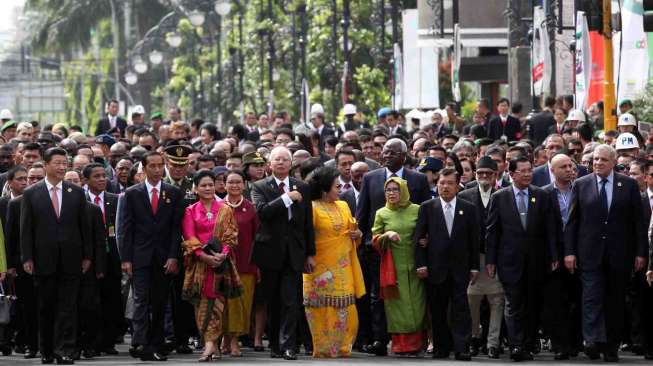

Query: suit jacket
[465,123,487,139]
[458,185,496,253]
[388,125,409,139]
[250,176,315,272]
[87,192,120,277]
[542,183,571,263]
[86,202,108,276]
[246,129,260,142]
[106,178,126,194]
[565,173,647,272]
[95,116,127,136]
[4,197,20,271]
[527,110,555,146]
[0,195,9,232]
[532,162,588,187]
[487,115,522,141]
[465,176,511,191]
[485,185,556,284]
[339,188,357,217]
[356,168,431,243]
[118,182,184,270]
[20,181,91,276]
[414,197,480,284]
[324,158,381,171]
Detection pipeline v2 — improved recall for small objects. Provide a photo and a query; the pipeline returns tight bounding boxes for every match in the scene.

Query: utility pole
[109,0,120,102]
[507,0,533,112]
[602,0,617,130]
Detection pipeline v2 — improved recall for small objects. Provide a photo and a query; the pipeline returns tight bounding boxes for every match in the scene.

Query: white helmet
[0,109,13,120]
[617,112,637,127]
[343,103,357,116]
[132,105,146,115]
[615,132,639,150]
[310,103,324,116]
[565,109,586,122]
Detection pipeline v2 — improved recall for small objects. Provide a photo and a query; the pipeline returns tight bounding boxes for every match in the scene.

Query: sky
[0,0,24,33]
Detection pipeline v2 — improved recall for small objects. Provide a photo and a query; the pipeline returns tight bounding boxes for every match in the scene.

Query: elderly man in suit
[565,144,648,362]
[486,156,557,361]
[119,151,184,362]
[340,161,368,217]
[415,168,479,360]
[356,138,431,356]
[459,156,504,359]
[20,147,91,365]
[251,146,315,360]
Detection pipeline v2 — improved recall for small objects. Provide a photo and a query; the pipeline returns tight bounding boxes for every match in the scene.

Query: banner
[575,11,592,111]
[300,79,310,124]
[392,43,403,109]
[617,0,650,103]
[401,9,439,109]
[532,6,552,96]
[587,31,605,109]
[452,23,462,102]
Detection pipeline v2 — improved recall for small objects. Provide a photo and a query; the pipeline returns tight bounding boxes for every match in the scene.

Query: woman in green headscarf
[372,177,426,355]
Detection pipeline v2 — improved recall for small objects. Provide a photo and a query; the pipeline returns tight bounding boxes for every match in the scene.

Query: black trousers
[14,272,38,351]
[171,262,197,347]
[625,271,647,347]
[97,274,124,350]
[360,246,388,344]
[501,275,541,349]
[131,262,170,353]
[35,273,80,357]
[428,273,472,353]
[261,264,302,353]
[77,272,100,351]
[643,277,653,353]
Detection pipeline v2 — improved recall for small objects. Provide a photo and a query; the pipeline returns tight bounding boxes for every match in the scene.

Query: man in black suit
[564,144,648,362]
[119,151,184,362]
[356,138,431,355]
[487,98,522,142]
[415,168,479,360]
[532,134,588,187]
[107,156,133,194]
[20,147,91,364]
[82,163,122,355]
[486,156,557,361]
[458,157,504,359]
[309,105,335,150]
[339,161,368,217]
[95,99,127,137]
[526,96,556,146]
[542,154,582,360]
[251,146,315,360]
[386,110,409,139]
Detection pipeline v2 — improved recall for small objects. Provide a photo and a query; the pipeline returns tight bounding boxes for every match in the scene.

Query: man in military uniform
[241,151,267,200]
[163,144,197,354]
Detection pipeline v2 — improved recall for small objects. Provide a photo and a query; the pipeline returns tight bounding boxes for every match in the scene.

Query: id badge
[500,134,508,142]
[108,225,116,238]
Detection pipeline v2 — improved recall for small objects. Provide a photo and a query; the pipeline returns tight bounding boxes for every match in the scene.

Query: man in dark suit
[356,138,431,355]
[339,161,368,217]
[526,96,556,146]
[250,146,315,360]
[487,98,522,142]
[386,110,409,139]
[486,156,557,361]
[0,166,27,226]
[119,151,184,362]
[82,163,122,355]
[458,157,504,359]
[532,134,588,187]
[20,147,91,364]
[564,144,648,362]
[106,156,133,194]
[95,99,127,137]
[541,154,581,360]
[415,168,479,360]
[308,105,335,150]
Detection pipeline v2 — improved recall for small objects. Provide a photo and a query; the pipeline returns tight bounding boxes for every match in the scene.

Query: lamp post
[109,0,120,100]
[342,0,351,104]
[331,0,338,120]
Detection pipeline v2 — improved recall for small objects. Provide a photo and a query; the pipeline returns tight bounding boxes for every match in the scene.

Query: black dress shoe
[101,347,119,355]
[283,349,297,360]
[25,349,38,359]
[584,343,601,360]
[14,344,25,354]
[470,338,481,356]
[41,355,55,364]
[270,350,283,358]
[0,344,12,356]
[644,351,653,360]
[510,347,525,362]
[369,341,388,356]
[176,344,193,354]
[455,352,472,361]
[70,350,81,361]
[82,349,96,359]
[488,347,500,359]
[129,345,145,358]
[554,351,570,360]
[140,352,168,361]
[602,351,619,363]
[55,355,75,365]
[432,350,450,359]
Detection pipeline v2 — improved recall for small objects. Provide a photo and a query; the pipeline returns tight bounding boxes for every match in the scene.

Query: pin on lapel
[617,182,622,187]
[166,198,171,203]
[458,210,464,215]
[67,188,72,193]
[531,197,536,203]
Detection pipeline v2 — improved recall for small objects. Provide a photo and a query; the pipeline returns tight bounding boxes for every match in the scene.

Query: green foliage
[631,83,653,124]
[353,64,390,123]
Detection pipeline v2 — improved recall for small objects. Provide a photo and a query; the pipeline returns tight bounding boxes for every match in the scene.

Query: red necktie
[344,183,351,190]
[278,182,286,194]
[94,195,105,223]
[151,187,159,215]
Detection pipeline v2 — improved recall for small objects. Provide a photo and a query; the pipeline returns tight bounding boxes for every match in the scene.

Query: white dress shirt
[339,176,353,191]
[89,191,105,215]
[145,179,162,202]
[385,167,405,180]
[45,178,63,215]
[595,171,614,211]
[274,175,293,219]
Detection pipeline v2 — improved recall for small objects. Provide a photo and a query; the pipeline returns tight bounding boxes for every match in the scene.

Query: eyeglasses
[476,171,494,176]
[385,187,400,193]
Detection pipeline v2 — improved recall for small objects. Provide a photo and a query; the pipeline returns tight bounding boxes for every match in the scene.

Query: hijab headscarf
[384,176,411,210]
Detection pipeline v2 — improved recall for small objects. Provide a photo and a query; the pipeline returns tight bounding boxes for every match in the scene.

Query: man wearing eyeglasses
[533,134,588,187]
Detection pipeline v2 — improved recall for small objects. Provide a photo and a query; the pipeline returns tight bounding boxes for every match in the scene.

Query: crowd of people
[0,94,650,365]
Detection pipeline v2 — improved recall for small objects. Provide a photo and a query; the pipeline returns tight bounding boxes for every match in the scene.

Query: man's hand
[304,256,316,274]
[486,264,496,278]
[418,238,428,248]
[96,272,105,280]
[7,268,16,278]
[287,191,303,202]
[469,271,480,285]
[0,273,5,282]
[647,271,653,286]
[23,260,33,275]
[564,255,577,274]
[349,229,362,241]
[634,256,646,272]
[81,259,92,273]
[164,258,179,275]
[121,261,133,277]
[416,267,428,279]
[385,231,401,242]
[551,261,560,272]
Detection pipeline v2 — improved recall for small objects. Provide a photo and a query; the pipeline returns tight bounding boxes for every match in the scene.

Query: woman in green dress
[372,177,426,355]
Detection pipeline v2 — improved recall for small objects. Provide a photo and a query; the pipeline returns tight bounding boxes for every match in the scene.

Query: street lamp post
[109,0,121,100]
[331,0,338,120]
[342,0,351,104]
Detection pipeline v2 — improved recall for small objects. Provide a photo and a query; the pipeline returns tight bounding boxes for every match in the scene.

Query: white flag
[617,0,650,103]
[532,6,552,96]
[575,11,592,111]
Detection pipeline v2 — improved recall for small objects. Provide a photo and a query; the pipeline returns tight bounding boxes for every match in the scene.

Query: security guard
[162,143,197,354]
[164,144,197,207]
[242,151,267,200]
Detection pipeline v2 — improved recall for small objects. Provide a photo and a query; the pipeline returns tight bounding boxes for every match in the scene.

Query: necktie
[278,182,286,194]
[518,191,528,229]
[151,187,159,215]
[444,202,454,236]
[51,186,60,219]
[599,178,608,215]
[94,195,105,223]
[343,183,351,190]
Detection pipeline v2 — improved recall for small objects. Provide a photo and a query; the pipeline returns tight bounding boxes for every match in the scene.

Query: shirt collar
[440,196,456,208]
[88,190,105,203]
[386,167,404,179]
[45,178,63,191]
[145,179,162,193]
[339,176,351,186]
[273,175,290,188]
[596,170,614,184]
[512,184,529,197]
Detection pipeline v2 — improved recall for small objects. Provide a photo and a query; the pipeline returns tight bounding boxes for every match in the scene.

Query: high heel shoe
[198,353,213,362]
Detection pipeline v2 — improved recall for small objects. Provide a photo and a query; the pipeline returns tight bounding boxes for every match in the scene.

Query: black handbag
[203,238,226,273]
[0,283,14,325]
